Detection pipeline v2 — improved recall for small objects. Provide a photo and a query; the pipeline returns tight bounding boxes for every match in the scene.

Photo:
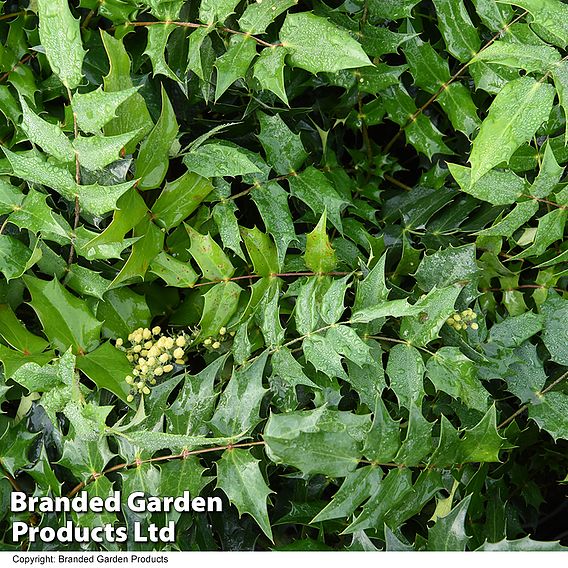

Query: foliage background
[0,0,567,552]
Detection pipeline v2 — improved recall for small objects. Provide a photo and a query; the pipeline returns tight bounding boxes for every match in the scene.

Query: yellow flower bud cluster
[202,326,235,352]
[446,309,479,331]
[115,326,188,402]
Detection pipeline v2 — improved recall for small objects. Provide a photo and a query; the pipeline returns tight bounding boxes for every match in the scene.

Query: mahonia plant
[0,0,566,553]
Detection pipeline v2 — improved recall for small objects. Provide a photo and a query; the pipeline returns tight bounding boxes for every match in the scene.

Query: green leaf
[216,448,273,540]
[3,149,136,216]
[541,293,568,366]
[498,0,568,48]
[472,0,513,31]
[469,77,555,184]
[251,181,296,265]
[96,287,151,340]
[239,0,295,34]
[72,86,139,134]
[186,225,234,280]
[200,0,240,23]
[213,201,245,260]
[427,347,488,412]
[19,96,74,162]
[75,341,132,403]
[489,311,543,347]
[529,391,568,441]
[304,211,337,273]
[432,0,481,62]
[343,468,413,534]
[37,0,86,89]
[320,276,349,325]
[427,495,471,551]
[303,334,347,379]
[530,143,564,198]
[74,131,138,171]
[363,398,401,462]
[311,466,382,523]
[367,0,420,19]
[448,162,526,205]
[144,24,181,83]
[110,217,164,287]
[167,355,226,435]
[504,343,547,404]
[198,281,242,338]
[0,344,55,378]
[85,188,147,249]
[214,35,257,101]
[264,406,371,477]
[258,112,307,176]
[0,303,49,354]
[477,537,567,551]
[149,252,199,288]
[183,142,261,178]
[152,171,212,230]
[101,31,153,150]
[242,226,279,276]
[511,209,567,259]
[383,85,452,159]
[253,47,289,105]
[393,402,433,466]
[279,13,372,74]
[473,41,560,73]
[386,343,426,409]
[460,406,504,462]
[0,235,41,281]
[135,86,178,191]
[288,166,349,232]
[477,200,539,237]
[404,31,480,136]
[209,352,268,436]
[552,61,568,144]
[399,285,462,346]
[24,276,101,354]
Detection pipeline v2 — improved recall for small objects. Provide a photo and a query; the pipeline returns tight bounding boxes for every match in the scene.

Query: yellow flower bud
[471,322,479,330]
[116,338,123,347]
[219,327,227,335]
[142,386,150,395]
[133,369,140,376]
[127,354,134,362]
[150,379,157,385]
[164,338,174,349]
[141,365,149,374]
[159,353,169,363]
[137,381,144,389]
[141,349,148,357]
[152,326,161,335]
[133,333,143,344]
[138,357,146,365]
[127,394,134,403]
[154,367,164,376]
[133,344,142,353]
[173,347,184,359]
[125,375,133,384]
[147,357,156,366]
[148,346,160,357]
[453,314,461,322]
[204,338,212,346]
[212,341,221,349]
[175,359,185,365]
[163,364,173,373]
[144,341,153,349]
[175,336,186,347]
[143,329,152,340]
